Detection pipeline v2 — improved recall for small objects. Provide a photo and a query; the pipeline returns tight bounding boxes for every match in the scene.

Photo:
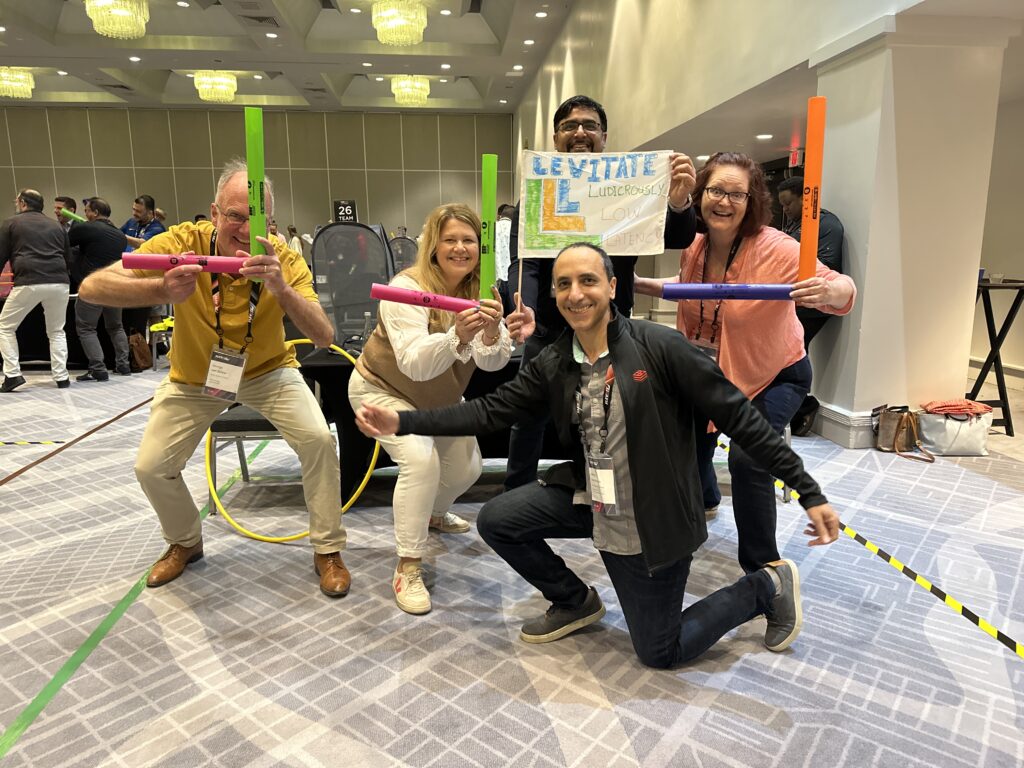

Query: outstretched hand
[803,503,840,546]
[355,402,400,437]
[506,291,536,344]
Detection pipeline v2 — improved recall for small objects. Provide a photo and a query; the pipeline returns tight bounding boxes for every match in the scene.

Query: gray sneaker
[763,559,802,651]
[520,587,605,644]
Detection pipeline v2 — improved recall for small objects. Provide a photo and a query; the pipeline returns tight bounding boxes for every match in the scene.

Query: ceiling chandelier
[0,68,34,99]
[193,71,237,103]
[372,1,428,46]
[391,75,429,106]
[85,0,149,40]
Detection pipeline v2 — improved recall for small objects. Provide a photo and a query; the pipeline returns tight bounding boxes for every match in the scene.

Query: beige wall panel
[475,115,513,172]
[326,113,365,169]
[128,110,173,167]
[169,111,212,168]
[0,110,12,167]
[268,170,294,239]
[50,109,92,167]
[404,171,442,233]
[8,109,54,167]
[134,168,177,224]
[439,115,475,171]
[174,168,216,222]
[366,170,404,229]
[364,114,402,170]
[263,111,289,169]
[89,111,132,167]
[327,169,367,226]
[440,171,476,213]
[54,167,96,202]
[13,168,55,210]
[0,167,17,199]
[289,169,332,241]
[401,114,439,170]
[209,111,245,168]
[498,171,515,208]
[287,113,327,169]
[94,168,138,224]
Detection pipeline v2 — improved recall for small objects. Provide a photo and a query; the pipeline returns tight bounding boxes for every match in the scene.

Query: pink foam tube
[121,253,248,273]
[370,283,479,313]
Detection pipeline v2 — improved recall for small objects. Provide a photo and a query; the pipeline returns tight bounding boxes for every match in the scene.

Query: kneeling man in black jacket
[356,242,839,668]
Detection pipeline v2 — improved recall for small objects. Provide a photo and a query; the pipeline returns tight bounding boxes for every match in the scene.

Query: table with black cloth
[968,278,1024,437]
[0,295,150,371]
[297,346,566,499]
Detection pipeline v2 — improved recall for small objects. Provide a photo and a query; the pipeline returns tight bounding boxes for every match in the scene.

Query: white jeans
[135,366,345,553]
[348,369,481,558]
[0,283,70,380]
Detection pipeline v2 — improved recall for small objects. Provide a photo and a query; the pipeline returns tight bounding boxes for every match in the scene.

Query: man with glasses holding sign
[504,95,699,490]
[80,159,352,598]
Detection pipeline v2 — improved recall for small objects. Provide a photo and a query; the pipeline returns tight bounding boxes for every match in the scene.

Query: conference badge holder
[587,453,618,517]
[203,347,248,401]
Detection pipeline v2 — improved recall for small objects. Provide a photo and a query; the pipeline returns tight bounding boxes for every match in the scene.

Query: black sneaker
[76,371,109,382]
[56,379,71,389]
[763,559,802,651]
[1,375,26,393]
[520,587,605,644]
[114,366,132,376]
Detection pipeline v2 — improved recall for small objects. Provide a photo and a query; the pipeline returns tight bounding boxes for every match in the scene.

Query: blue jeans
[695,356,812,573]
[504,332,551,490]
[478,482,774,668]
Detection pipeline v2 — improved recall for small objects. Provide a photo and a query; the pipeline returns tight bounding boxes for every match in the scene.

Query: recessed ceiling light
[499,99,508,104]
[265,32,278,38]
[440,9,451,15]
[177,0,190,6]
[524,39,535,45]
[350,7,361,12]
[129,56,141,62]
[513,65,523,71]
[756,133,773,140]
[186,73,194,78]
[375,76,384,81]
[535,11,547,17]
[362,62,372,67]
[439,78,447,83]
[57,70,68,76]
[440,63,451,70]
[0,27,6,33]
[253,74,263,80]
[696,155,710,161]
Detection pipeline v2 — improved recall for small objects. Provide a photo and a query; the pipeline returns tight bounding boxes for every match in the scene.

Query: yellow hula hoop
[204,340,380,543]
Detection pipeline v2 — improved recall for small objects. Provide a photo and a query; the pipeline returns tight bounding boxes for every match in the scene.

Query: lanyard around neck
[208,229,262,353]
[693,236,742,344]
[576,363,615,455]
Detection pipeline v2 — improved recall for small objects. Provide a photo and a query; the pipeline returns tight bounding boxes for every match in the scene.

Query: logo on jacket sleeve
[632,369,648,382]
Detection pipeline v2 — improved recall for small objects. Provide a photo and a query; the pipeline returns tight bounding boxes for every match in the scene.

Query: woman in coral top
[348,204,511,615]
[635,152,855,574]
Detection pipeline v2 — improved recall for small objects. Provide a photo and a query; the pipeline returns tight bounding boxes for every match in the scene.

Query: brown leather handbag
[876,407,935,463]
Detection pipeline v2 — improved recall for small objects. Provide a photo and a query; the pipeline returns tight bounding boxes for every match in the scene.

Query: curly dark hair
[693,152,773,238]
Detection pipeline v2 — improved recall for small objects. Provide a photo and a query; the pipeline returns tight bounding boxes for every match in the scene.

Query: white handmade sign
[517,150,671,258]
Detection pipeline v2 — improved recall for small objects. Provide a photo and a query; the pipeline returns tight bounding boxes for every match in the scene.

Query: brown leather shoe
[314,552,351,597]
[147,542,204,588]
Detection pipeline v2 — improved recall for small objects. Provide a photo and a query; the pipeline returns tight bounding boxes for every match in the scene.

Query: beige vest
[356,313,476,410]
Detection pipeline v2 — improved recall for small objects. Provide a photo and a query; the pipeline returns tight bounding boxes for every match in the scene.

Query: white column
[808,15,1018,447]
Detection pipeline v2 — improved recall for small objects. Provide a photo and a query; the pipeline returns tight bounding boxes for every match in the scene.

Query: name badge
[587,453,618,517]
[203,347,248,401]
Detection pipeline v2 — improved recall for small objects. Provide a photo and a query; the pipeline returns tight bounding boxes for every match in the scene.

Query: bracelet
[484,333,500,344]
[668,193,692,214]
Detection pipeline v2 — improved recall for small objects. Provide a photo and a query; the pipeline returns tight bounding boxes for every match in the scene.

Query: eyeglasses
[214,203,249,226]
[556,119,602,134]
[705,186,750,205]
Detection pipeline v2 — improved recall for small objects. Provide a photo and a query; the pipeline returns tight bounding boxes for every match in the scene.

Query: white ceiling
[0,0,570,111]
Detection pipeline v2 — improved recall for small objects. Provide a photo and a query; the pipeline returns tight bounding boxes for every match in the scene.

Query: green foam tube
[479,153,497,298]
[59,208,86,223]
[244,107,266,259]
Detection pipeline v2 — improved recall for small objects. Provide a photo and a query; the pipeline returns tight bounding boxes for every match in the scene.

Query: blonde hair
[404,203,481,329]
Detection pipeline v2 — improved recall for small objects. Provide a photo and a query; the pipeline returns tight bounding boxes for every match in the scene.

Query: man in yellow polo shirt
[80,159,351,598]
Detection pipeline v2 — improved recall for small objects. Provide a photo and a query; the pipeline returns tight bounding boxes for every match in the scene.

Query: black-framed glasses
[557,119,603,134]
[705,186,750,205]
[214,203,249,226]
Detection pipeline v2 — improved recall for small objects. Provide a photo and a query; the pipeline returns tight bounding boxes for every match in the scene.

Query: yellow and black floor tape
[716,439,1024,659]
[0,440,65,446]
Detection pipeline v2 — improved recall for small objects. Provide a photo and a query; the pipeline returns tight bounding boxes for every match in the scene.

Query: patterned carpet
[0,369,1022,767]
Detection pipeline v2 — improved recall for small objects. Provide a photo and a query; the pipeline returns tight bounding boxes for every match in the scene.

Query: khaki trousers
[135,366,345,553]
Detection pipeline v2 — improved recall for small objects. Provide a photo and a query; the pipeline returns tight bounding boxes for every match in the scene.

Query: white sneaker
[393,562,431,615]
[428,511,471,534]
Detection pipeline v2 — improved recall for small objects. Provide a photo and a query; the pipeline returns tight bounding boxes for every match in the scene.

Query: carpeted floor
[0,368,1021,767]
